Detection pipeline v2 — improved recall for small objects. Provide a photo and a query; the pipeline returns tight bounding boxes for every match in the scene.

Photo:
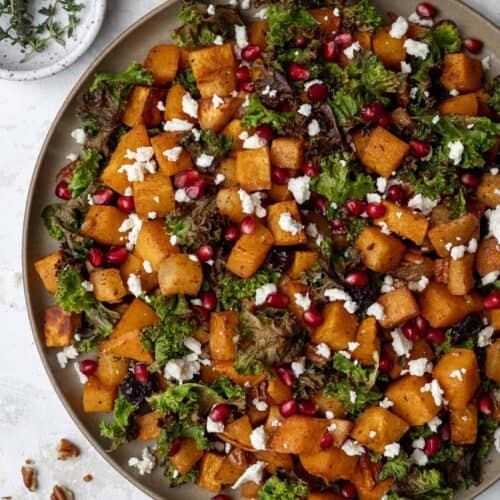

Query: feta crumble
[404,39,429,59]
[478,326,494,348]
[196,153,214,168]
[232,462,267,489]
[255,283,277,306]
[163,146,183,162]
[294,293,311,311]
[164,118,194,132]
[342,439,365,456]
[366,302,385,321]
[243,133,267,149]
[428,415,442,433]
[408,193,438,215]
[384,442,400,458]
[485,206,500,244]
[71,128,86,144]
[250,426,267,450]
[182,93,199,118]
[288,176,311,205]
[291,358,305,378]
[128,447,156,475]
[308,119,321,137]
[127,273,143,297]
[389,16,409,39]
[298,103,312,117]
[207,416,225,433]
[119,213,143,251]
[408,357,433,376]
[379,397,394,409]
[412,448,429,466]
[448,140,464,165]
[316,343,331,360]
[56,345,79,369]
[343,41,361,60]
[235,25,249,49]
[391,328,413,357]
[279,212,304,235]
[214,173,226,185]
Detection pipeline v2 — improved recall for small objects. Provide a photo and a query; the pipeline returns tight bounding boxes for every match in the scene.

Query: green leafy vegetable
[380,451,413,481]
[173,69,200,98]
[258,476,309,500]
[396,469,454,499]
[241,94,293,130]
[476,414,498,459]
[330,89,361,127]
[166,466,198,487]
[491,76,500,114]
[55,266,95,314]
[234,351,265,375]
[325,381,382,416]
[210,376,246,401]
[343,0,383,32]
[332,352,374,385]
[266,4,318,47]
[100,392,137,449]
[182,129,234,165]
[157,422,210,456]
[67,149,102,197]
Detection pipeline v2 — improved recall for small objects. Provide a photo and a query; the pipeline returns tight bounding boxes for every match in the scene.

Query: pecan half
[57,439,80,460]
[50,485,73,500]
[21,466,37,492]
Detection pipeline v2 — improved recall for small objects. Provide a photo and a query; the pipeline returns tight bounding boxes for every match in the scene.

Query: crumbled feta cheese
[298,103,312,117]
[408,193,438,215]
[124,186,133,197]
[389,16,409,39]
[381,275,395,293]
[482,56,491,70]
[191,298,202,307]
[316,343,331,360]
[291,358,305,378]
[119,147,157,182]
[391,328,413,357]
[214,35,224,45]
[343,41,361,60]
[366,193,382,203]
[232,462,267,489]
[325,410,335,419]
[486,206,500,244]
[128,447,156,475]
[449,88,460,97]
[164,353,201,383]
[400,61,412,74]
[71,128,86,144]
[235,25,248,49]
[421,379,444,406]
[450,370,464,383]
[308,119,321,137]
[156,100,165,112]
[207,3,215,15]
[56,345,79,369]
[408,12,434,27]
[207,416,225,433]
[196,153,214,168]
[482,271,500,286]
[404,39,429,59]
[164,118,194,132]
[73,362,88,384]
[349,391,357,404]
[66,153,78,161]
[427,416,442,434]
[127,273,143,297]
[409,275,430,292]
[379,397,394,409]
[271,419,282,428]
[408,357,433,376]
[333,7,340,16]
[367,302,385,321]
[412,437,425,450]
[324,288,358,313]
[255,283,277,306]
[410,87,419,100]
[288,176,311,205]
[369,430,377,439]
[491,167,499,175]
[81,280,94,292]
[182,93,199,118]
[169,234,178,246]
[238,189,254,214]
[142,260,153,274]
[411,448,429,466]
[250,426,267,450]
[294,293,311,311]
[448,140,464,165]
[214,173,226,185]
[348,342,360,352]
[304,79,323,91]
[384,442,400,458]
[243,133,267,149]
[379,222,391,235]
[376,177,388,193]
[279,212,304,235]
[119,213,143,251]
[338,350,351,360]
[478,326,494,348]
[148,211,157,220]
[184,337,202,355]
[163,146,183,162]
[252,399,268,412]
[342,439,365,456]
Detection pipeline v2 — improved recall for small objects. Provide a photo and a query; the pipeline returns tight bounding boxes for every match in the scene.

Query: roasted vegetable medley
[35,0,500,498]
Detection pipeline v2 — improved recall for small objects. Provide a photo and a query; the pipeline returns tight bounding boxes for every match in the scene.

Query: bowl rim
[21,0,500,499]
[0,0,107,81]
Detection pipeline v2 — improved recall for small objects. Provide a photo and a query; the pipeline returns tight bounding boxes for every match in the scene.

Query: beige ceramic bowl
[23,0,500,498]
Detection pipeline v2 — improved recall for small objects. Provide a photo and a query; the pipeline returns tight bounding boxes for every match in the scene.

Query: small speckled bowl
[0,0,106,81]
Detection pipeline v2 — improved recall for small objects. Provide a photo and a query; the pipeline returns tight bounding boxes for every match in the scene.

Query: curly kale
[173,68,200,98]
[330,89,360,127]
[258,476,309,500]
[491,76,500,114]
[343,0,383,32]
[325,380,382,416]
[99,391,138,449]
[67,149,102,197]
[181,128,234,168]
[380,451,413,481]
[157,422,209,456]
[332,352,376,386]
[166,466,198,487]
[241,94,294,130]
[395,469,454,500]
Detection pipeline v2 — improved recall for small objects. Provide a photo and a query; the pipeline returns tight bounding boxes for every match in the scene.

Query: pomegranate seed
[366,202,386,219]
[105,247,129,266]
[294,37,309,48]
[314,196,328,215]
[361,102,384,122]
[426,328,446,344]
[174,170,199,189]
[201,291,217,311]
[416,2,438,18]
[186,179,206,200]
[241,44,261,62]
[134,363,149,383]
[224,226,240,242]
[307,83,328,102]
[479,394,494,415]
[272,167,289,185]
[302,162,319,177]
[379,357,394,372]
[484,291,500,309]
[415,316,429,335]
[277,367,296,387]
[55,181,72,200]
[320,431,334,450]
[409,139,431,158]
[378,112,392,128]
[240,216,257,235]
[387,184,406,204]
[87,246,104,268]
[461,173,481,187]
[341,482,357,499]
[80,359,98,376]
[192,305,210,322]
[288,63,310,81]
[265,292,289,309]
[345,271,369,287]
[212,496,232,500]
[168,438,182,456]
[403,323,420,341]
[235,65,251,83]
[298,400,317,416]
[256,124,273,141]
[210,403,231,423]
[239,81,254,93]
[117,196,135,214]
[334,32,353,47]
[280,399,298,418]
[346,199,366,216]
[329,219,347,233]
[303,308,323,327]
[92,188,114,205]
[322,40,337,61]
[424,435,441,457]
[439,423,451,441]
[464,38,483,54]
[196,244,214,262]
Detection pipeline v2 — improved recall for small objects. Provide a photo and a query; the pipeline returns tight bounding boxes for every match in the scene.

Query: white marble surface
[0,1,498,499]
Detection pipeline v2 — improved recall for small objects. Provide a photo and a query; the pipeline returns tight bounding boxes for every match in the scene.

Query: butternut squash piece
[441,53,483,92]
[378,287,419,328]
[158,254,203,296]
[428,213,480,257]
[223,119,251,151]
[95,351,129,388]
[144,44,180,85]
[438,92,479,116]
[450,402,478,445]
[216,158,237,188]
[269,183,293,202]
[198,97,242,132]
[136,411,164,441]
[151,131,194,176]
[132,172,175,219]
[248,20,268,49]
[310,7,341,34]
[44,305,80,347]
[355,227,405,273]
[278,276,310,324]
[120,253,158,293]
[356,478,394,500]
[201,361,266,387]
[447,253,474,295]
[34,251,63,294]
[372,28,406,69]
[108,298,159,341]
[270,137,304,169]
[90,268,127,303]
[123,86,167,128]
[170,438,204,475]
[266,378,292,405]
[216,187,247,222]
[209,311,238,361]
[477,173,500,208]
[101,329,153,363]
[300,448,358,482]
[235,146,272,192]
[215,448,249,485]
[80,206,127,247]
[312,302,358,351]
[134,220,179,271]
[485,339,500,383]
[255,450,293,474]
[267,200,307,246]
[197,452,225,494]
[385,375,440,426]
[313,391,347,418]
[164,83,196,123]
[288,250,318,279]
[83,376,117,413]
[218,415,254,451]
[353,317,380,366]
[475,237,500,276]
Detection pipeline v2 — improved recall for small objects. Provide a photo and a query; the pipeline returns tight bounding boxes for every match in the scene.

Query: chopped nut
[50,485,73,500]
[57,439,80,460]
[21,466,37,492]
[25,459,34,465]
[83,474,93,482]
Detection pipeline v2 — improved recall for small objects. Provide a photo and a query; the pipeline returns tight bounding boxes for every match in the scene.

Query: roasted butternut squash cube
[170,438,204,475]
[485,340,500,383]
[310,7,341,33]
[448,253,474,295]
[95,351,129,388]
[109,298,159,341]
[355,227,406,273]
[485,309,500,332]
[419,282,482,328]
[353,317,380,366]
[441,53,483,92]
[378,287,419,328]
[83,376,117,413]
[100,125,150,195]
[248,20,268,49]
[203,361,267,388]
[385,375,440,426]
[359,127,410,177]
[235,146,272,192]
[269,183,293,202]
[223,119,251,151]
[438,92,479,116]
[101,329,153,363]
[372,28,406,69]
[313,392,347,418]
[190,43,236,82]
[164,83,196,123]
[198,97,242,132]
[475,237,500,277]
[278,276,310,324]
[90,268,127,303]
[375,201,429,245]
[218,415,254,451]
[136,411,164,441]
[209,311,238,361]
[433,348,480,409]
[267,378,293,405]
[120,253,158,292]
[80,205,128,247]
[288,250,318,279]
[312,302,358,351]
[216,187,246,222]
[132,172,175,219]
[34,251,62,294]
[351,407,409,454]
[123,86,167,128]
[158,254,203,296]
[428,213,480,257]
[477,173,500,208]
[216,158,236,187]
[226,223,274,278]
[300,448,358,482]
[197,69,237,99]
[270,138,304,169]
[215,448,249,485]
[267,201,307,246]
[44,305,80,347]
[355,477,393,500]
[151,131,193,176]
[450,402,478,445]
[134,220,178,271]
[144,44,180,85]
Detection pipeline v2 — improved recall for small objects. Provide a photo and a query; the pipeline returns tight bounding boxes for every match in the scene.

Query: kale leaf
[258,476,309,500]
[396,469,454,500]
[173,69,200,98]
[157,422,209,457]
[380,451,413,481]
[181,128,234,167]
[343,0,383,32]
[332,352,374,385]
[325,380,382,416]
[67,149,102,197]
[491,76,500,114]
[99,391,138,449]
[266,4,318,48]
[241,94,294,130]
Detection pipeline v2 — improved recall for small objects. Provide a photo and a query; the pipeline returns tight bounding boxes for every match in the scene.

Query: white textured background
[0,0,498,498]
